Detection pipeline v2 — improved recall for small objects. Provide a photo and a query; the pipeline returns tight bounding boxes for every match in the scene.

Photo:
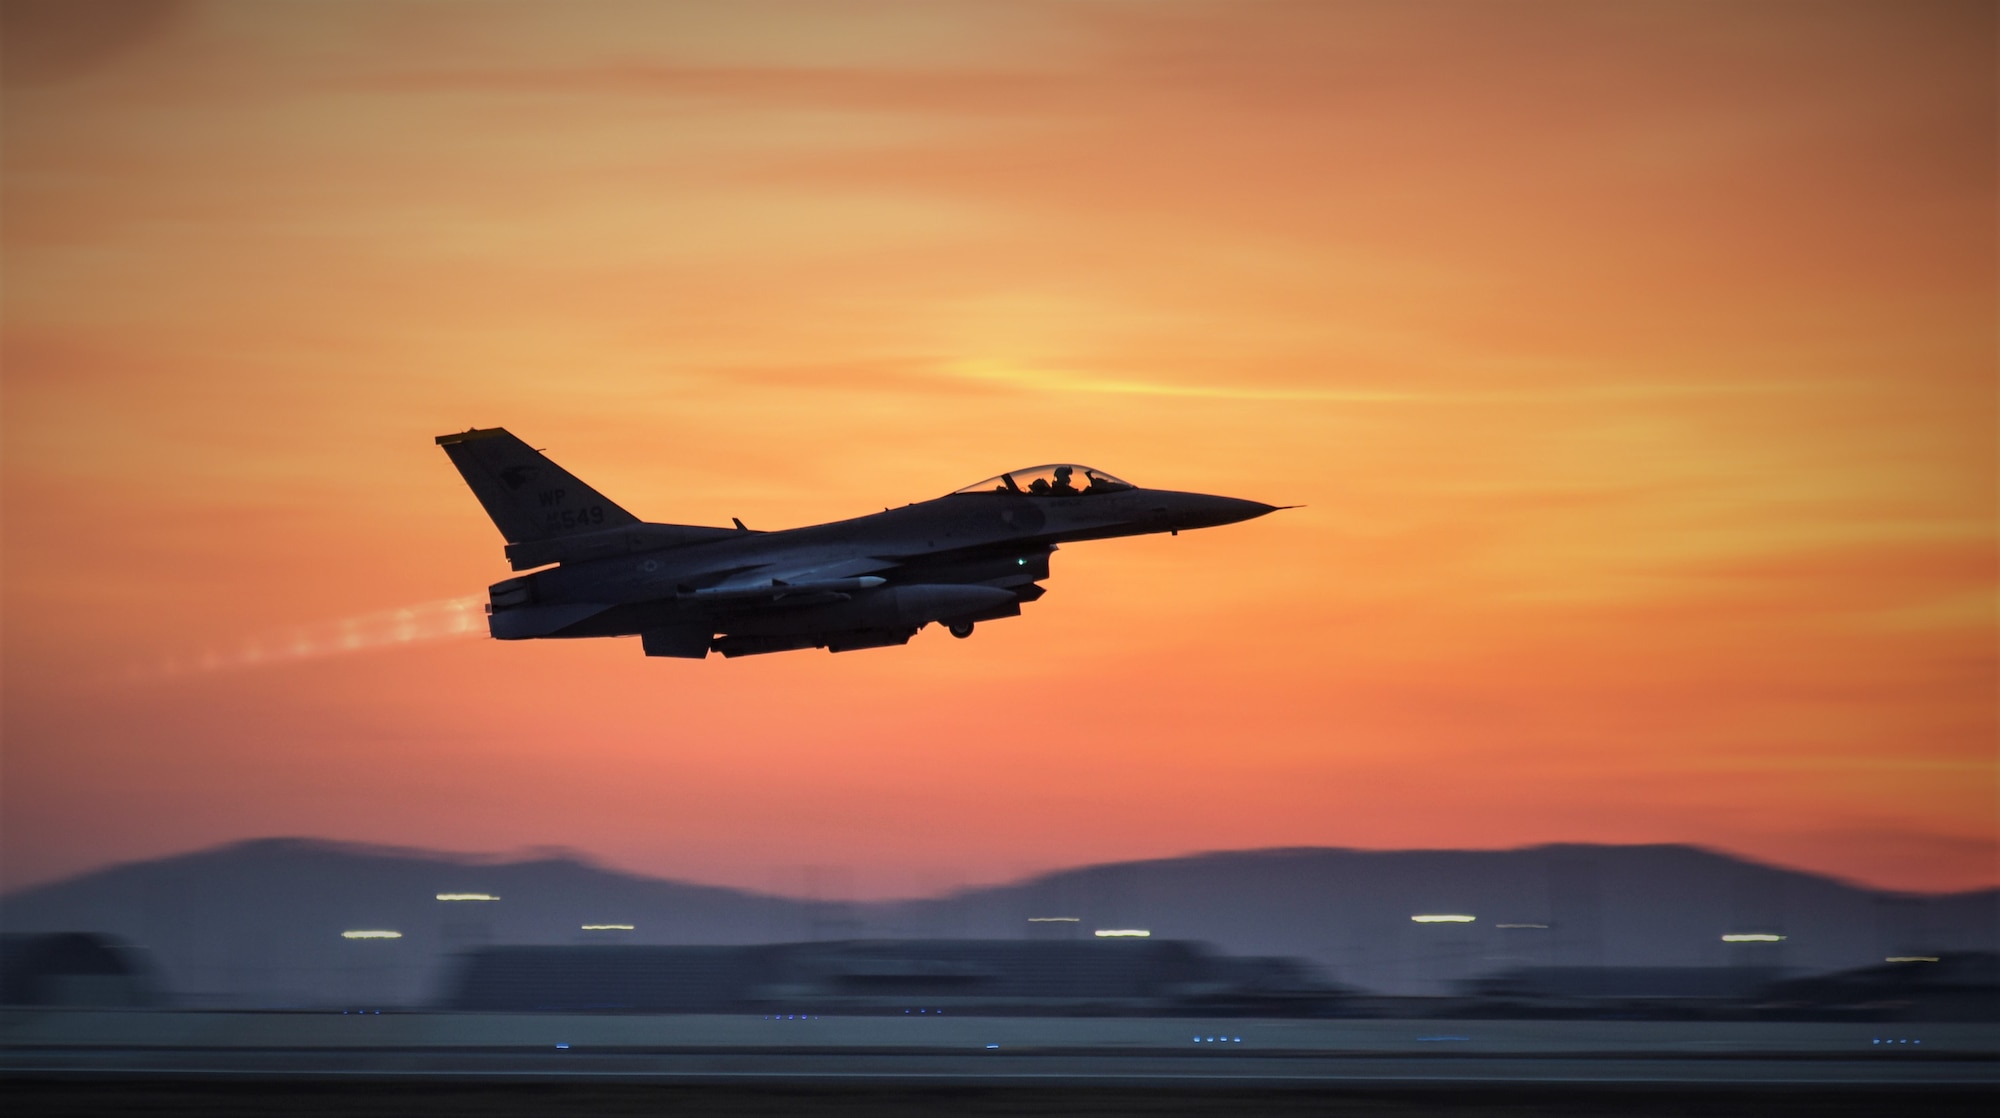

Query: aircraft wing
[680,555,901,604]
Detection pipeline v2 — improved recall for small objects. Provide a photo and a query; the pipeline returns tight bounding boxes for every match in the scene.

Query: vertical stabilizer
[435,428,641,543]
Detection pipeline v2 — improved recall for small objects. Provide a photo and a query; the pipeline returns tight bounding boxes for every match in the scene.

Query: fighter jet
[436,427,1280,658]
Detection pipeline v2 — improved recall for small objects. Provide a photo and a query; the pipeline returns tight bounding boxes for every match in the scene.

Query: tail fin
[435,427,641,543]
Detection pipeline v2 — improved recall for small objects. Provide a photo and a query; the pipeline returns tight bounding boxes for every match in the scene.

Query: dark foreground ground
[9,1011,1992,1112]
[7,1080,1998,1117]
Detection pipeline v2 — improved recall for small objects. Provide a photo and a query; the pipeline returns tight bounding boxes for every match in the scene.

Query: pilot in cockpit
[971,465,1131,498]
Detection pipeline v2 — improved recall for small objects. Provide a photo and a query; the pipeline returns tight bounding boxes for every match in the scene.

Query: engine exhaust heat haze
[132,596,488,680]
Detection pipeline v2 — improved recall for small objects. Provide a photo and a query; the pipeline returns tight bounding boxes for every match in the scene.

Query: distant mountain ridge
[3,838,1993,1003]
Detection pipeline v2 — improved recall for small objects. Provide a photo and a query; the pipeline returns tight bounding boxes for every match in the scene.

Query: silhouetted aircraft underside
[437,428,1280,658]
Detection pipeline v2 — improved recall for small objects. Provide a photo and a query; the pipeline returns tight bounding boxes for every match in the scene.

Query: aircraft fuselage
[438,429,1278,658]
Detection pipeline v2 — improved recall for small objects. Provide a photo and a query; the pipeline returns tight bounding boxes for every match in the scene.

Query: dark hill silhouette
[0,838,802,1006]
[1,838,1992,1004]
[872,844,1997,994]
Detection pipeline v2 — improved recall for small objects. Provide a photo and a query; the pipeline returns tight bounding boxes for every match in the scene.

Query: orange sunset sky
[2,0,1994,898]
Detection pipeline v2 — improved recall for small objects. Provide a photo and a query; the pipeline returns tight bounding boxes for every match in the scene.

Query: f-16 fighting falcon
[437,428,1282,658]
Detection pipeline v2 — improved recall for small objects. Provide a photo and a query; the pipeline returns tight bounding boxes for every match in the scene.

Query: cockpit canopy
[953,464,1135,498]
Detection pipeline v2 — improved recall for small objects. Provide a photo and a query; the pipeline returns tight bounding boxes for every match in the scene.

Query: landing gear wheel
[948,622,975,639]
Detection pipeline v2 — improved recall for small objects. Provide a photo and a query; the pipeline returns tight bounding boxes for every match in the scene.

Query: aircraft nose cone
[1225,497,1281,522]
[1210,496,1280,526]
[1161,493,1282,531]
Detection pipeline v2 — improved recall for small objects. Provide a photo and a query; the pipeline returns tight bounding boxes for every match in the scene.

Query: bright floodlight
[436,893,500,901]
[1027,917,1080,923]
[1411,914,1476,923]
[341,930,402,939]
[1720,933,1785,942]
[1094,929,1151,937]
[580,924,635,931]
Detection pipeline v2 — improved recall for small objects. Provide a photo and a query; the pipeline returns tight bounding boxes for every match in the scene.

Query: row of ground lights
[341,893,632,939]
[1414,915,1811,945]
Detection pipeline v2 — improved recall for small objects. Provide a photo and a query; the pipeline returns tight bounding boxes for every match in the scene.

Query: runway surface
[8,1049,1995,1088]
[6,1010,1993,1091]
